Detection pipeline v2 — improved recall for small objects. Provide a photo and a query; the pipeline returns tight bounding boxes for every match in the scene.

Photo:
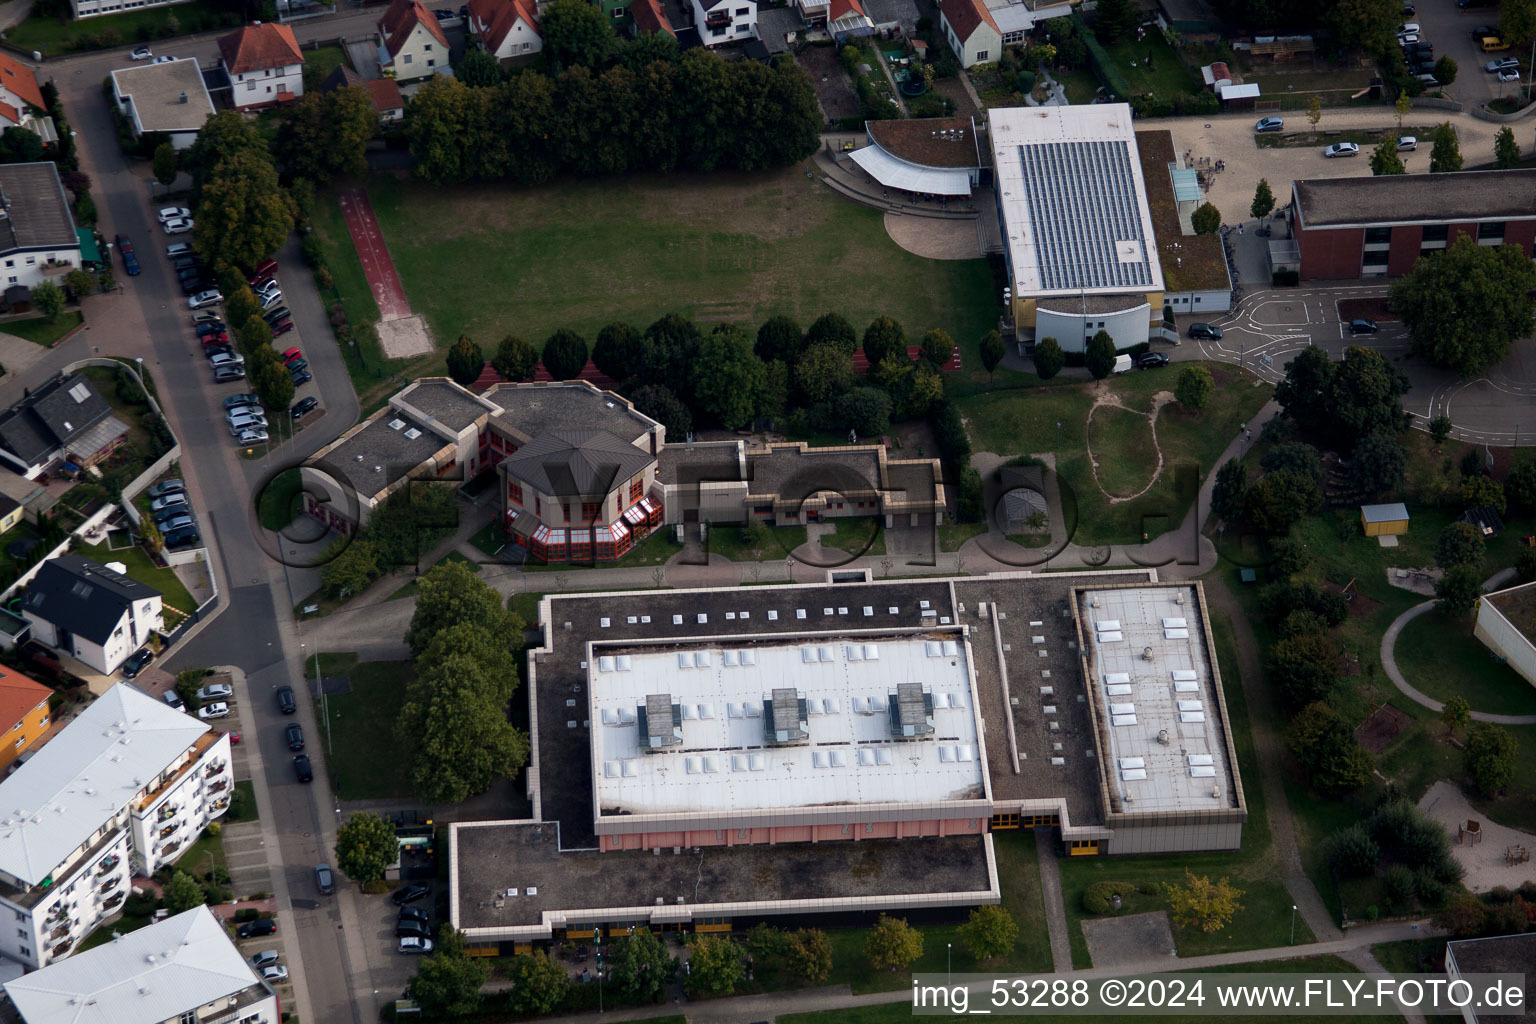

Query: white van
[1112,354,1132,375]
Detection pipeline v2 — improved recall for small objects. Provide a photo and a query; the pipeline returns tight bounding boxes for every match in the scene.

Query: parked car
[260,291,284,311]
[214,366,247,383]
[315,864,335,895]
[147,478,185,499]
[1499,68,1521,81]
[398,937,433,955]
[291,397,318,419]
[1415,72,1439,85]
[1472,25,1498,40]
[270,319,295,338]
[250,950,280,969]
[397,905,430,924]
[280,347,302,363]
[163,217,194,235]
[1397,32,1419,45]
[1135,352,1169,369]
[114,236,140,276]
[192,311,222,326]
[1405,42,1433,57]
[237,919,277,939]
[248,258,278,284]
[262,305,290,324]
[162,689,185,710]
[1398,136,1417,151]
[1187,323,1223,340]
[197,702,229,720]
[284,358,308,374]
[1349,318,1380,334]
[223,393,261,410]
[130,46,153,60]
[200,333,231,347]
[180,278,208,296]
[293,754,313,783]
[204,345,236,360]
[285,723,304,751]
[197,682,233,701]
[122,648,154,678]
[171,255,202,271]
[155,513,195,533]
[195,321,227,338]
[164,528,202,550]
[1398,21,1419,34]
[395,918,431,939]
[188,290,223,309]
[1482,35,1510,51]
[290,369,313,387]
[236,428,270,445]
[1254,116,1284,132]
[1323,142,1360,158]
[150,55,175,64]
[150,493,188,514]
[165,242,193,258]
[392,883,431,905]
[227,408,266,427]
[157,207,190,224]
[224,729,241,744]
[276,685,297,713]
[209,353,245,370]
[258,279,282,301]
[260,965,289,985]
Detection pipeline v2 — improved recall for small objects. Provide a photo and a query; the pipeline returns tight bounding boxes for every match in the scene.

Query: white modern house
[108,59,216,151]
[217,22,305,110]
[379,0,451,84]
[20,557,162,676]
[0,907,275,1024]
[691,0,757,46]
[0,684,232,969]
[0,164,81,296]
[1474,580,1536,689]
[938,0,1000,67]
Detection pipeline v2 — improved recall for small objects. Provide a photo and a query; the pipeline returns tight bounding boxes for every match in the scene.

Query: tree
[1465,722,1518,795]
[1164,870,1244,933]
[1287,702,1373,794]
[163,870,205,913]
[1437,521,1485,569]
[1328,0,1397,56]
[608,928,676,1003]
[138,516,164,556]
[836,387,893,437]
[335,812,398,885]
[1508,462,1536,510]
[795,342,855,404]
[1394,89,1412,131]
[1175,365,1214,411]
[1211,459,1248,523]
[1462,473,1507,515]
[685,934,745,995]
[629,383,691,437]
[958,905,1018,961]
[1261,442,1324,484]
[407,559,521,658]
[276,87,378,183]
[589,322,641,379]
[1350,428,1407,497]
[247,348,295,427]
[1441,694,1472,736]
[1433,54,1458,86]
[783,929,833,983]
[542,328,589,380]
[1307,94,1323,128]
[1496,125,1523,168]
[1323,824,1381,878]
[1429,123,1462,173]
[1429,415,1453,445]
[1084,331,1117,382]
[193,150,295,272]
[506,951,570,1014]
[492,335,539,382]
[152,142,178,187]
[1370,137,1406,176]
[919,328,954,368]
[457,48,502,87]
[862,316,907,367]
[405,76,479,185]
[1265,630,1338,708]
[410,930,491,1018]
[0,126,42,165]
[692,324,765,429]
[1435,891,1489,939]
[756,314,803,364]
[1435,562,1483,616]
[320,537,377,596]
[63,268,95,298]
[805,312,857,355]
[1519,548,1536,584]
[979,330,1005,380]
[32,280,63,322]
[1191,201,1221,235]
[865,915,923,971]
[1033,336,1064,380]
[184,109,268,200]
[1250,178,1275,220]
[1390,235,1536,377]
[446,335,483,388]
[1094,0,1139,43]
[1245,468,1321,535]
[541,0,616,70]
[397,654,530,803]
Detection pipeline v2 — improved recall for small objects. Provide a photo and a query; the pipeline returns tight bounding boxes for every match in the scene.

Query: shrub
[1082,880,1136,914]
[1413,869,1446,908]
[1383,864,1416,911]
[1323,824,1379,878]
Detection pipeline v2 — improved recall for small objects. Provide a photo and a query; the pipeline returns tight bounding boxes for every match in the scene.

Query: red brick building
[1291,170,1536,281]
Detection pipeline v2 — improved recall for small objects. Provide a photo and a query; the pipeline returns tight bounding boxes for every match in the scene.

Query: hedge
[1083,880,1139,914]
[1071,13,1132,102]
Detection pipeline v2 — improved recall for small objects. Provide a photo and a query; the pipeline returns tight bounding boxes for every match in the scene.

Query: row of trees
[407,46,820,186]
[185,111,296,274]
[1389,235,1536,379]
[315,483,459,598]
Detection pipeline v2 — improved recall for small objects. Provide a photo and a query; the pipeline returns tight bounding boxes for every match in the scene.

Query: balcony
[49,938,72,958]
[101,891,124,911]
[158,822,180,840]
[95,855,120,876]
[156,805,179,822]
[49,923,69,940]
[204,761,227,779]
[98,876,120,896]
[45,903,70,923]
[206,779,229,795]
[704,10,730,26]
[160,838,182,856]
[208,797,230,814]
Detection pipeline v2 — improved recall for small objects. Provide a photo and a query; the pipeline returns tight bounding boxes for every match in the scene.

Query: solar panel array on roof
[1018,140,1154,292]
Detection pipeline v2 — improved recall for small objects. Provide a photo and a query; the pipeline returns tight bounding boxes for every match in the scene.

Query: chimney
[177,92,188,104]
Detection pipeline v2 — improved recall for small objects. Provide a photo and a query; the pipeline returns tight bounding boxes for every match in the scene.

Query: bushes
[1082,880,1138,913]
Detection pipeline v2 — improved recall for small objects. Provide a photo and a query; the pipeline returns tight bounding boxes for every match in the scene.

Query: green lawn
[1089,403,1158,498]
[7,0,241,54]
[316,169,1002,406]
[1102,31,1198,99]
[1055,68,1101,105]
[820,516,886,557]
[225,779,259,823]
[257,468,302,532]
[300,45,348,85]
[468,519,506,558]
[180,827,226,878]
[0,312,82,347]
[305,652,361,680]
[703,522,807,563]
[314,658,416,800]
[1395,607,1536,716]
[387,551,481,600]
[1370,938,1444,974]
[106,544,196,616]
[938,520,988,551]
[956,365,1272,546]
[78,914,151,952]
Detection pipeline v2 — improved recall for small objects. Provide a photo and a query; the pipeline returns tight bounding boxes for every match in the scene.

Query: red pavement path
[338,189,410,321]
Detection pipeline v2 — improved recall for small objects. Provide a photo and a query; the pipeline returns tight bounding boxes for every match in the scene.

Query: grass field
[315,169,1002,407]
[107,544,196,615]
[1089,403,1158,498]
[957,365,1272,546]
[6,0,239,54]
[257,468,302,531]
[1102,31,1198,98]
[1,312,82,347]
[1395,607,1536,716]
[314,658,416,800]
[820,516,886,557]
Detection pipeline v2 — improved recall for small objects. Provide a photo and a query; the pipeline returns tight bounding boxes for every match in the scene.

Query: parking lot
[1409,0,1528,106]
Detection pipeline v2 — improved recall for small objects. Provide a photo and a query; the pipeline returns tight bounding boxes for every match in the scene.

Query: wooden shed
[1360,502,1410,537]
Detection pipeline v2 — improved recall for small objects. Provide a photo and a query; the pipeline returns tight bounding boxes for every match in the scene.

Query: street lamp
[1055,420,1062,449]
[1290,905,1297,945]
[947,942,952,983]
[595,931,603,1012]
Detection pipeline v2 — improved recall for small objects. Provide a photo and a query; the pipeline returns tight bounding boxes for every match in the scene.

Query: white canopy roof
[850,145,973,196]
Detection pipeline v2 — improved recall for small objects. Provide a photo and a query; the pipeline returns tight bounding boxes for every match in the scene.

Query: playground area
[1420,781,1536,892]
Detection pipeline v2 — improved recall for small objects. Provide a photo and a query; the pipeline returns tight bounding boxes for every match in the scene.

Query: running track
[339,189,410,320]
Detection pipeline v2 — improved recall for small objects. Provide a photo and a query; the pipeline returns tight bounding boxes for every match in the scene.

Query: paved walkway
[1379,568,1536,725]
[1035,835,1073,972]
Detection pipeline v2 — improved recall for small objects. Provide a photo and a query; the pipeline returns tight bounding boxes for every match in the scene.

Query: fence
[64,358,182,504]
[1470,97,1536,123]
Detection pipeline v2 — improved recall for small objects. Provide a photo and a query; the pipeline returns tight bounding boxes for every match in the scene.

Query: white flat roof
[984,0,1070,34]
[1080,586,1234,815]
[110,59,216,134]
[3,906,261,1024]
[990,104,1165,299]
[589,634,986,816]
[0,683,210,886]
[849,145,973,196]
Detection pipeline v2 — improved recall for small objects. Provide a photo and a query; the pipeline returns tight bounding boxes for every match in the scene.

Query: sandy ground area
[1419,780,1536,892]
[882,213,982,260]
[377,315,432,359]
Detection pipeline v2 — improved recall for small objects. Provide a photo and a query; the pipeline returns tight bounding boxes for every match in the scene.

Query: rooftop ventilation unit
[763,687,809,745]
[636,694,683,752]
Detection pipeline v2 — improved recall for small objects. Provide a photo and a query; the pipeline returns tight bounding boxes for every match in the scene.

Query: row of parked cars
[146,477,202,551]
[1395,22,1439,85]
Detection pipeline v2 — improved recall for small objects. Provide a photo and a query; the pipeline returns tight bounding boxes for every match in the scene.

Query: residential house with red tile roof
[217,22,305,110]
[319,65,406,122]
[796,0,873,37]
[0,666,51,773]
[0,55,52,144]
[378,0,451,84]
[466,0,543,62]
[631,0,676,36]
[938,0,1000,67]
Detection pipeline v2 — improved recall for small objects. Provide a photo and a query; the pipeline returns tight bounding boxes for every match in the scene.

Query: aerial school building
[450,569,1247,950]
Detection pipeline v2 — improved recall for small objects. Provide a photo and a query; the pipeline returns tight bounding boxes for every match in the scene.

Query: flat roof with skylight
[587,634,988,824]
[1076,584,1241,819]
[990,104,1165,300]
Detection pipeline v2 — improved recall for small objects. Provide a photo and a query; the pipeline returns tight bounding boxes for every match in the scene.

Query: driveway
[1410,2,1511,108]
